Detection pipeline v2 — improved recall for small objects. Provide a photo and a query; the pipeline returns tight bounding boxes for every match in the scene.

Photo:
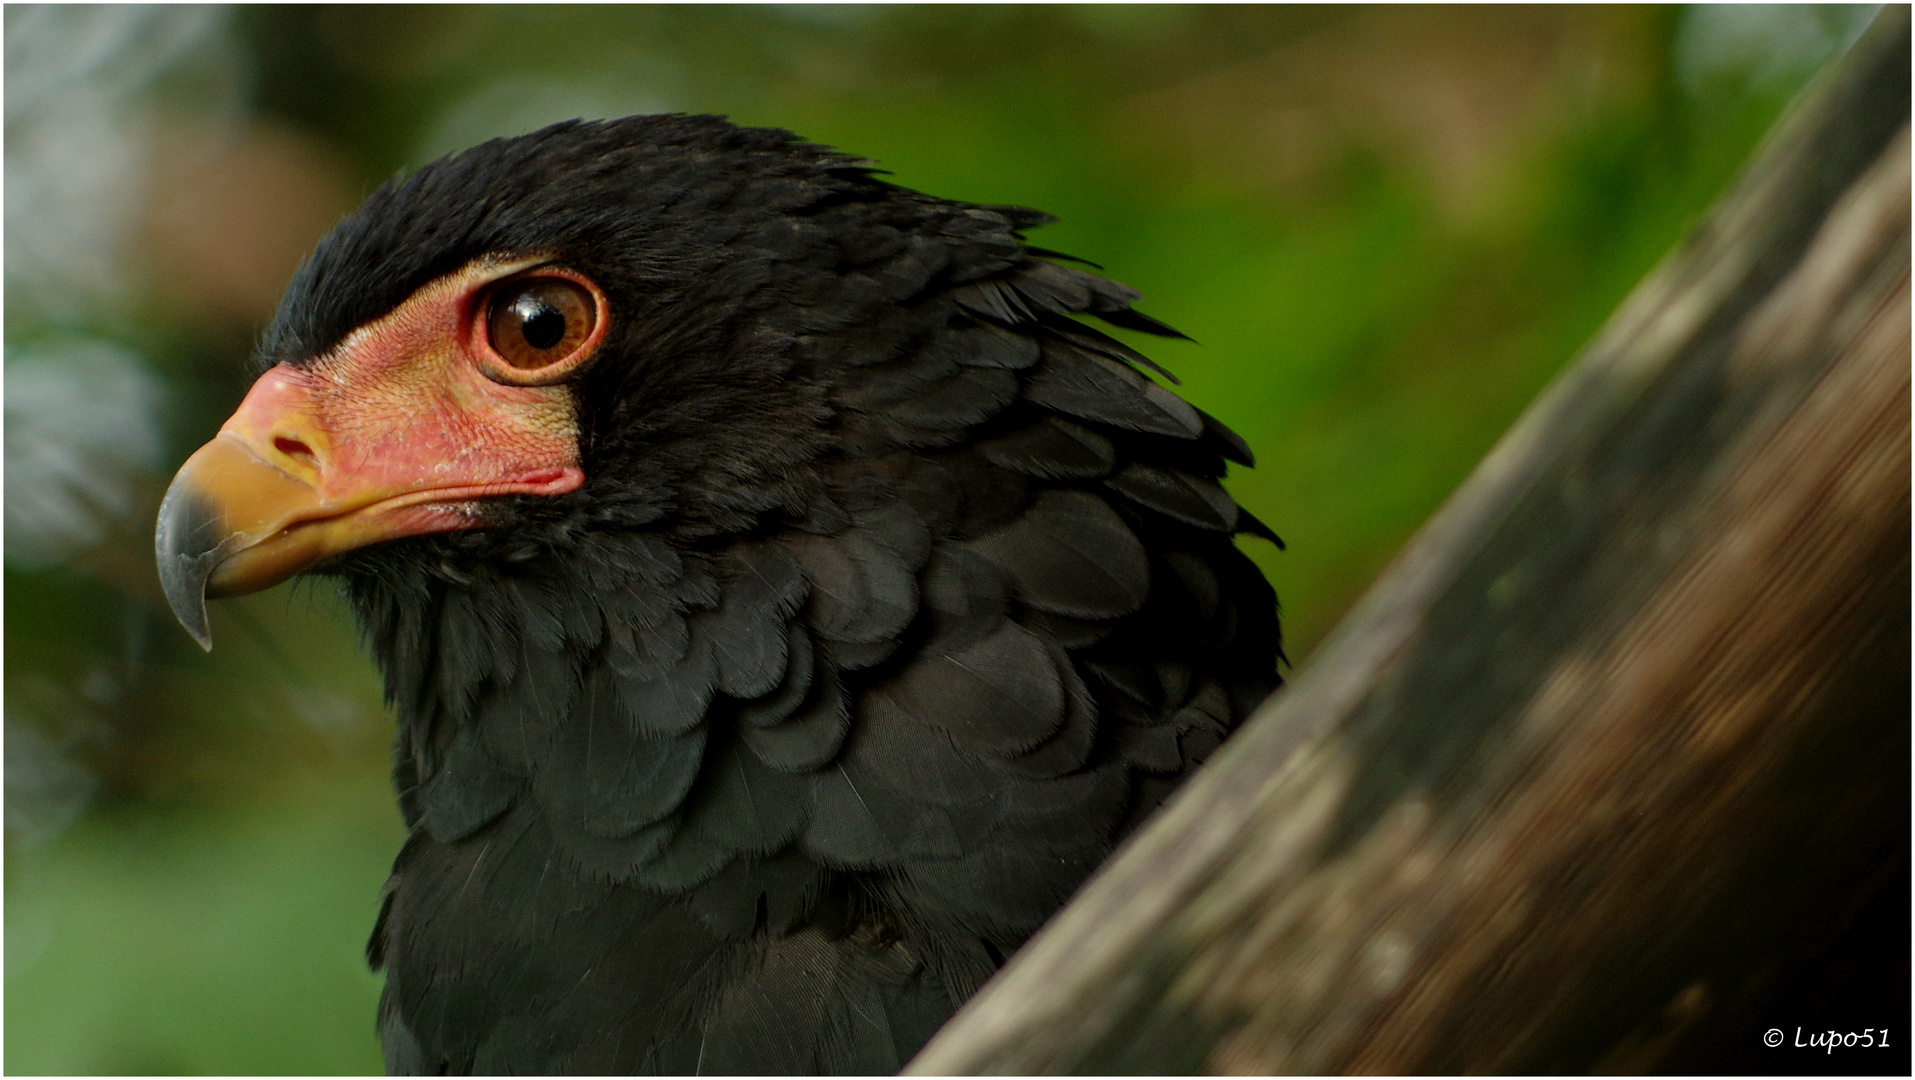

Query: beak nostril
[274,436,318,469]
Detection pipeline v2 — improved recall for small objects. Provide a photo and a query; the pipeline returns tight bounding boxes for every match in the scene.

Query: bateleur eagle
[155,115,1281,1075]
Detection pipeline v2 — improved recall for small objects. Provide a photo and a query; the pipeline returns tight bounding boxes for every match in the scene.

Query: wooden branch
[908,10,1911,1075]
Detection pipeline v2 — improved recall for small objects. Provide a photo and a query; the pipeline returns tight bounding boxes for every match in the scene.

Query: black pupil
[515,296,567,350]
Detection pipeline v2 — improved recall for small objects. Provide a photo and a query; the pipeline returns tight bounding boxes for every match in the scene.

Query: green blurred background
[3,4,1877,1073]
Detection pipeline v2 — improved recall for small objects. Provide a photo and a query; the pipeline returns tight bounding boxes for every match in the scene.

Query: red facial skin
[167,256,605,599]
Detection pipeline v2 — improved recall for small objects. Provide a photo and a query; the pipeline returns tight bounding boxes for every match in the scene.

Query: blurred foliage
[4,4,1876,1074]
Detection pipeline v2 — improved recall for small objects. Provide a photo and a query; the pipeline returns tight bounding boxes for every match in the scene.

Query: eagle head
[156,115,890,645]
[151,113,1280,1074]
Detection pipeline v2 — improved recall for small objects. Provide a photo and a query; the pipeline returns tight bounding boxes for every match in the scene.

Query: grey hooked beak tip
[154,476,232,651]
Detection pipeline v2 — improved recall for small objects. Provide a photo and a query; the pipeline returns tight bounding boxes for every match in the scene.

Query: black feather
[918,542,1012,649]
[1089,304,1190,341]
[941,447,1031,537]
[738,622,816,727]
[540,667,708,838]
[786,508,925,646]
[612,622,717,738]
[474,642,577,774]
[1021,246,1103,270]
[1163,550,1222,623]
[1015,608,1116,649]
[949,277,1039,325]
[824,635,902,672]
[841,695,1009,808]
[935,321,1040,371]
[977,417,1116,480]
[677,736,812,858]
[1237,506,1286,547]
[1104,462,1240,531]
[1006,259,1104,313]
[1023,341,1203,437]
[605,610,690,683]
[414,722,520,842]
[1043,315,1186,383]
[1197,406,1256,466]
[886,365,1018,431]
[872,619,1065,756]
[965,489,1150,620]
[1114,721,1184,774]
[705,541,808,699]
[995,645,1098,778]
[804,765,964,866]
[741,659,852,773]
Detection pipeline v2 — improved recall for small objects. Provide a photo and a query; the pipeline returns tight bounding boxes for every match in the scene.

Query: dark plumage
[259,115,1281,1073]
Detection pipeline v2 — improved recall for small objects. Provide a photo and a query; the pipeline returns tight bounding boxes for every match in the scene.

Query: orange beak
[155,365,582,649]
[155,259,598,649]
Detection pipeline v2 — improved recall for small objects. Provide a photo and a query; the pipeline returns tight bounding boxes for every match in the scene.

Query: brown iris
[487,277,597,372]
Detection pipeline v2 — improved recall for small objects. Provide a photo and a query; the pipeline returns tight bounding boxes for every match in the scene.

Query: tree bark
[908,9,1910,1075]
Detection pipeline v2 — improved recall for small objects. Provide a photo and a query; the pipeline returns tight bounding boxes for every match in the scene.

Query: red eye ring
[472,267,609,386]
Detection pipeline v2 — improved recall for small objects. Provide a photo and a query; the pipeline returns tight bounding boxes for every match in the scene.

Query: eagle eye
[484,276,599,379]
